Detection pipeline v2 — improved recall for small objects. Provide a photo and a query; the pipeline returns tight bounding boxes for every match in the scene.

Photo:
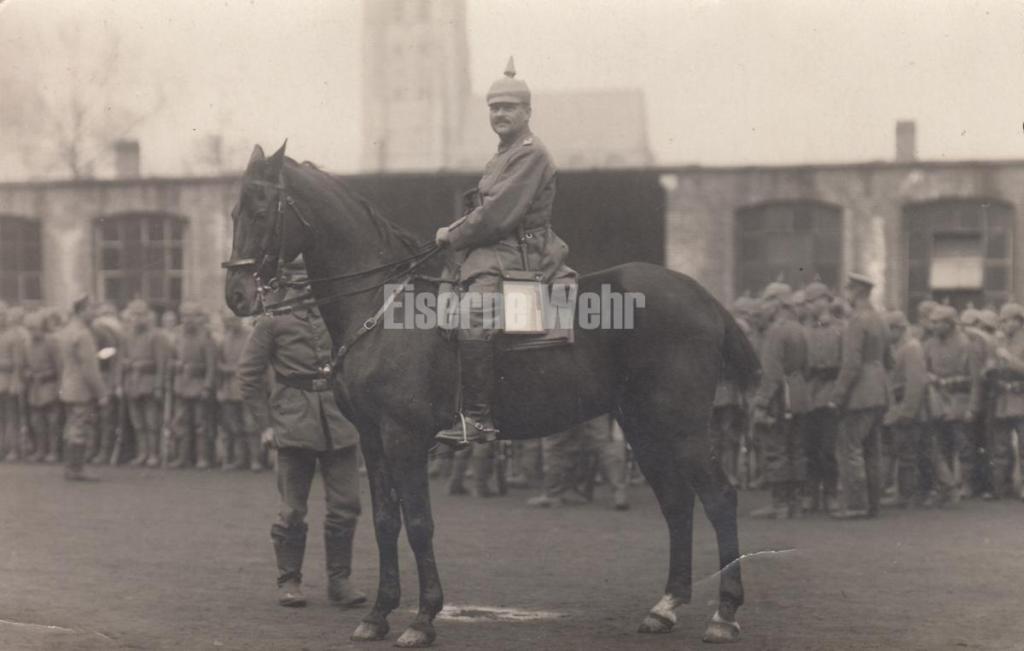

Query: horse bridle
[221,174,443,317]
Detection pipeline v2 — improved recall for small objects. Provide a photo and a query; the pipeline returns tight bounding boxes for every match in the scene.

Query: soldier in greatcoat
[922,304,980,505]
[827,273,890,519]
[988,303,1024,499]
[433,58,575,448]
[238,256,366,608]
[801,281,843,513]
[217,309,258,470]
[56,295,109,481]
[750,283,810,519]
[962,308,999,497]
[23,311,62,463]
[0,301,26,461]
[119,300,166,467]
[167,302,217,469]
[883,311,930,506]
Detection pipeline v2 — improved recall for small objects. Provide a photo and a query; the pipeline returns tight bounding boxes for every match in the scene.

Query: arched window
[734,201,842,296]
[0,215,42,304]
[904,199,1014,312]
[94,212,186,310]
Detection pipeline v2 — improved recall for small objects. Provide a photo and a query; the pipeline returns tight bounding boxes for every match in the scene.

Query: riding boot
[272,522,307,607]
[434,340,500,449]
[64,443,98,481]
[325,527,367,608]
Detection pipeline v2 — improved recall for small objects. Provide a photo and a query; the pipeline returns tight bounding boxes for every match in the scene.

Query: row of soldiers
[0,297,267,474]
[714,275,1024,520]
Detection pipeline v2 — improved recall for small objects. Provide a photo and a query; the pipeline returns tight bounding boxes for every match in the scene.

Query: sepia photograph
[1,0,1023,649]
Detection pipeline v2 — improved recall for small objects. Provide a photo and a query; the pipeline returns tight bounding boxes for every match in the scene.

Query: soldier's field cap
[930,304,958,323]
[486,57,531,106]
[845,272,875,289]
[959,308,980,326]
[1000,302,1024,321]
[885,310,909,329]
[978,309,999,330]
[761,281,792,302]
[804,281,831,302]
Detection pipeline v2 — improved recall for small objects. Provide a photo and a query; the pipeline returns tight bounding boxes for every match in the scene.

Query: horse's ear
[248,144,265,167]
[266,140,288,178]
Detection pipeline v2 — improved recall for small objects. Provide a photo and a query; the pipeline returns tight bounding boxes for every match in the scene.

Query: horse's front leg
[388,424,443,648]
[351,432,403,642]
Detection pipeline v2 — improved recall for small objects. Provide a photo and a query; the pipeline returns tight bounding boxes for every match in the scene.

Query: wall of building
[661,160,1024,309]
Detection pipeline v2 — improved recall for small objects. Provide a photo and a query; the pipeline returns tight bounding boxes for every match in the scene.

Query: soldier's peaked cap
[846,272,874,288]
[804,281,831,302]
[930,305,958,323]
[1000,302,1024,321]
[486,57,531,106]
[885,310,909,329]
[760,281,792,302]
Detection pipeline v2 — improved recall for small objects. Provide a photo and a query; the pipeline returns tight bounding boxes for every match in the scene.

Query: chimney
[113,139,141,178]
[895,121,916,162]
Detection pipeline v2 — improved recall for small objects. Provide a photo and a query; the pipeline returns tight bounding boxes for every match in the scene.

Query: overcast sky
[1,0,1022,177]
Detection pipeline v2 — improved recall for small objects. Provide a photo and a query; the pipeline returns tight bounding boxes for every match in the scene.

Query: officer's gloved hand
[435,226,451,247]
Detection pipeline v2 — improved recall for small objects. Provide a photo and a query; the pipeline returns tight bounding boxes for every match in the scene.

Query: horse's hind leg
[625,425,696,635]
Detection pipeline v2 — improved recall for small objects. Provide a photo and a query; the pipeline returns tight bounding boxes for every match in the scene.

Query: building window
[0,215,43,304]
[904,199,1014,312]
[94,212,186,310]
[734,201,842,296]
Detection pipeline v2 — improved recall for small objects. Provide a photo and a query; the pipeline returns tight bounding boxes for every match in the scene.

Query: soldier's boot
[64,443,99,481]
[6,423,21,463]
[272,523,308,607]
[227,432,250,470]
[750,484,785,519]
[434,340,499,450]
[248,433,264,471]
[31,427,48,462]
[145,431,161,467]
[130,430,150,466]
[195,435,211,470]
[168,433,193,469]
[45,426,60,463]
[325,527,367,608]
[447,448,470,495]
[470,443,494,498]
[787,482,804,518]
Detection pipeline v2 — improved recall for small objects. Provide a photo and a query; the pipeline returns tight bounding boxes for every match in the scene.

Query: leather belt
[275,371,332,393]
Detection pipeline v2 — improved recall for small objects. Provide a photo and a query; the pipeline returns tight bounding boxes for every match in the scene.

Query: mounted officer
[237,256,366,609]
[433,57,575,448]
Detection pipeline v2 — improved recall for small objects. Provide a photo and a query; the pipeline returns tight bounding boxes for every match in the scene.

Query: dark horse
[224,143,759,648]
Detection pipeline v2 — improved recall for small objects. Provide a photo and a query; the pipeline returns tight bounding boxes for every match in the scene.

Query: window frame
[93,212,187,311]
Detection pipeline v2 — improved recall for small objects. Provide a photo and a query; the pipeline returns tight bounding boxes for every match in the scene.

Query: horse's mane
[285,159,424,254]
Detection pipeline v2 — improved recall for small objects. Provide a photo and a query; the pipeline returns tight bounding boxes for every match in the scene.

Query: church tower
[361,0,471,171]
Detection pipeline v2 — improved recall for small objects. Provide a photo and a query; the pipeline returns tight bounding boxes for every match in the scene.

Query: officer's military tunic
[922,330,979,498]
[238,303,361,572]
[831,303,890,514]
[121,324,166,463]
[23,331,61,461]
[443,130,574,338]
[56,317,107,447]
[885,332,929,503]
[803,313,843,503]
[752,313,809,485]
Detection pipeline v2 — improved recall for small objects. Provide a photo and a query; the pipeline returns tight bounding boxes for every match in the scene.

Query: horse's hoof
[702,612,741,643]
[394,625,436,648]
[637,612,675,634]
[351,620,390,642]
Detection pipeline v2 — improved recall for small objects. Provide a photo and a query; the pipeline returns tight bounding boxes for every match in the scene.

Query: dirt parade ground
[1,464,1022,651]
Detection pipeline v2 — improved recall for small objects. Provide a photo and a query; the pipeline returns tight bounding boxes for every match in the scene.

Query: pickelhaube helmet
[486,57,531,106]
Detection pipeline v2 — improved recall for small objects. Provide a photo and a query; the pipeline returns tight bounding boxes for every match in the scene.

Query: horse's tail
[717,302,761,392]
